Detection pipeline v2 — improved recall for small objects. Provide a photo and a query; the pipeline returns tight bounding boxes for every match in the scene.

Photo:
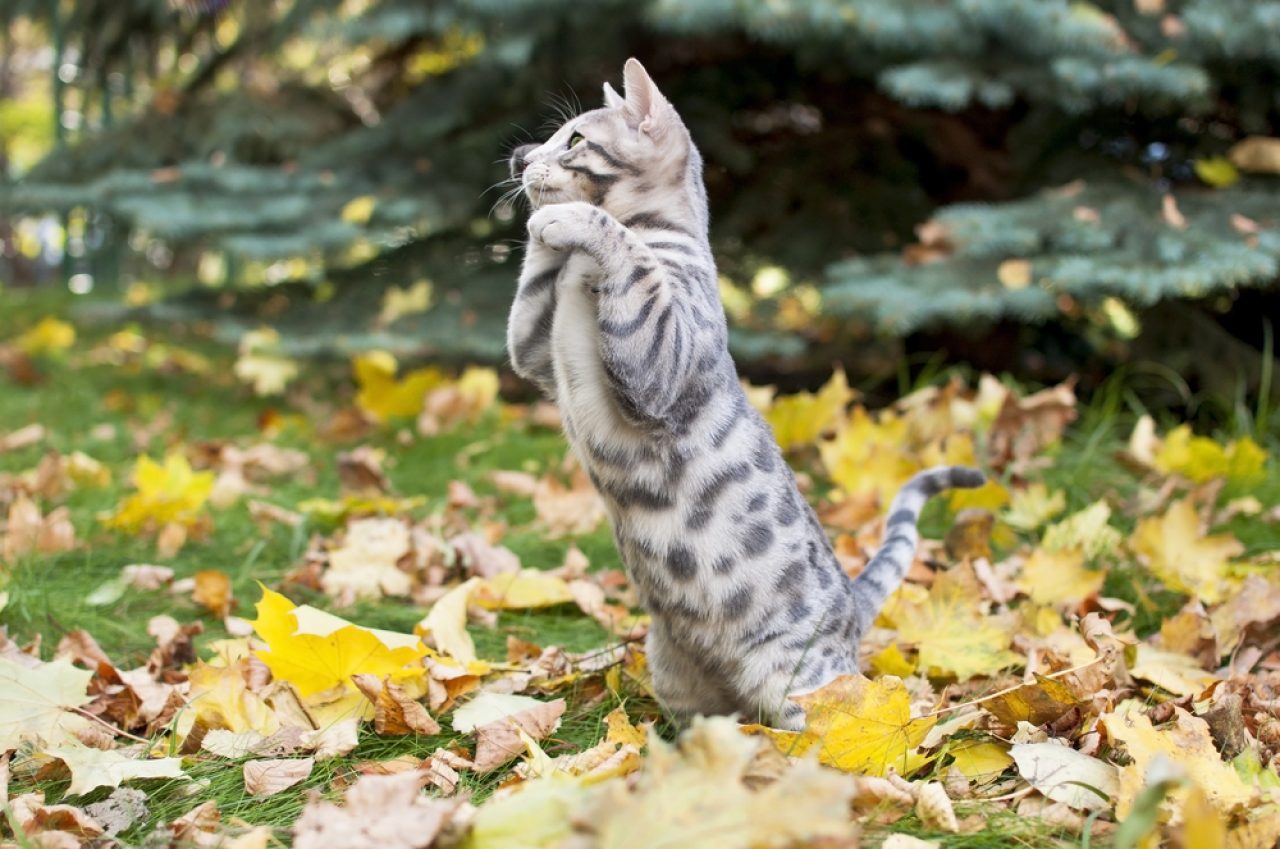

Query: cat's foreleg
[528,202,699,424]
[506,240,563,401]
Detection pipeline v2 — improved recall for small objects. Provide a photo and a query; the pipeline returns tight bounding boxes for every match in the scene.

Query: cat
[505,58,984,730]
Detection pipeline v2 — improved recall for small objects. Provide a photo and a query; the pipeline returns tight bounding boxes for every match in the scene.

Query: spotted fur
[506,59,984,730]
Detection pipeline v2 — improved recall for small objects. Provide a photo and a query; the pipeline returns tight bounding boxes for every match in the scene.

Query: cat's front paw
[527,202,598,252]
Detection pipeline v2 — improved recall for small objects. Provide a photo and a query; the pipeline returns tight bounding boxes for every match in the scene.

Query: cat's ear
[621,57,675,138]
[602,81,625,110]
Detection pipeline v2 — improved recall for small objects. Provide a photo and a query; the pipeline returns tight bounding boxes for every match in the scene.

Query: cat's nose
[510,144,538,179]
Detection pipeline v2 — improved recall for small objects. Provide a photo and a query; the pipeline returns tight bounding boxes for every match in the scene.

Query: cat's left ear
[602,81,625,110]
[621,58,676,138]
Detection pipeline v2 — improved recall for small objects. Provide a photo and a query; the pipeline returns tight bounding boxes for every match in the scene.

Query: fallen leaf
[781,674,936,777]
[532,471,607,537]
[474,570,574,609]
[3,495,76,560]
[243,757,314,797]
[104,452,214,533]
[193,569,234,617]
[322,517,413,603]
[765,367,854,451]
[1153,425,1267,486]
[572,716,859,849]
[1193,157,1240,188]
[916,781,959,832]
[418,366,500,435]
[1041,500,1122,562]
[16,316,76,354]
[891,566,1020,681]
[415,578,481,663]
[377,280,434,327]
[469,696,566,772]
[46,743,187,796]
[0,656,96,750]
[0,423,46,452]
[353,351,444,422]
[293,771,463,849]
[948,740,1013,783]
[1019,547,1104,606]
[1009,742,1118,811]
[1162,193,1188,229]
[352,675,440,736]
[1101,704,1256,817]
[1131,499,1243,603]
[1129,646,1216,697]
[252,587,426,724]
[820,406,918,507]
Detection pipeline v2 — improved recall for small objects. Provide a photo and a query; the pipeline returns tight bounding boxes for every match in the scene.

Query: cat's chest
[547,255,637,446]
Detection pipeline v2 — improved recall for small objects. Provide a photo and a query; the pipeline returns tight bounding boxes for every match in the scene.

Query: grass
[2,285,1278,848]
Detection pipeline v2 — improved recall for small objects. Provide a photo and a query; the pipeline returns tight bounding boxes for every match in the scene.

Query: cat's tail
[849,465,985,634]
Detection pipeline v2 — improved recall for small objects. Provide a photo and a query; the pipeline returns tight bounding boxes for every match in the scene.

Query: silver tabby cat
[506,58,984,730]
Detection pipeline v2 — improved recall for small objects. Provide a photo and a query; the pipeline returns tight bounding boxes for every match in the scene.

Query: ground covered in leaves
[2,288,1279,849]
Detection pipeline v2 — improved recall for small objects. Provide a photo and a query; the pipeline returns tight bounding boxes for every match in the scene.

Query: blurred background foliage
[1,0,1278,408]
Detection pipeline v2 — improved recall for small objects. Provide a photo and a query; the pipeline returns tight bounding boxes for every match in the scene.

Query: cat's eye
[568,132,586,148]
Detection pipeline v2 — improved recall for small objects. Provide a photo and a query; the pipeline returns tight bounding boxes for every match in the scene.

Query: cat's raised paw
[527,201,596,251]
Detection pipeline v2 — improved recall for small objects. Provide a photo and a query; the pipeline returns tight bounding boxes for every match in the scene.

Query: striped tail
[850,465,985,633]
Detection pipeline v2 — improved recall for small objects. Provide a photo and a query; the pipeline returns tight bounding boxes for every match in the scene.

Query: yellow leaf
[870,643,918,677]
[1101,704,1256,818]
[474,570,573,610]
[604,707,647,748]
[251,587,426,722]
[415,578,481,663]
[1154,425,1268,486]
[353,350,445,421]
[1003,483,1067,531]
[1131,499,1243,603]
[1042,500,1122,561]
[180,658,281,739]
[16,316,76,354]
[1129,646,1216,697]
[0,656,96,750]
[1182,785,1227,849]
[47,744,187,796]
[340,194,377,224]
[788,675,936,776]
[1193,157,1239,188]
[104,452,214,533]
[893,567,1020,681]
[377,280,434,327]
[765,367,854,451]
[235,353,299,396]
[1019,546,1104,605]
[948,478,1009,513]
[820,406,919,507]
[950,740,1013,784]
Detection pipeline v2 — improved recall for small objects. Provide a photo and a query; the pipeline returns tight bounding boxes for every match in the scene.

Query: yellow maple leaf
[782,675,936,777]
[1003,482,1067,531]
[377,280,434,327]
[1131,499,1243,603]
[252,587,426,723]
[16,316,76,354]
[893,566,1020,680]
[181,658,281,739]
[765,367,854,451]
[1019,546,1104,606]
[949,740,1013,783]
[353,350,445,421]
[1101,704,1256,818]
[234,338,299,396]
[1042,500,1122,561]
[104,452,214,533]
[1153,425,1268,486]
[473,570,573,610]
[820,406,919,507]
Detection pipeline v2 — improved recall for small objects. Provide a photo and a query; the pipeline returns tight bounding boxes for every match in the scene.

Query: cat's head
[511,58,698,216]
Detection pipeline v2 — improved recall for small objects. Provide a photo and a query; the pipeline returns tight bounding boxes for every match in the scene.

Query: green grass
[2,286,1278,848]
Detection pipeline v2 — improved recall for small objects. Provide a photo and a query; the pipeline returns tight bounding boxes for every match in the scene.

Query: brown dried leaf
[293,771,463,849]
[533,470,606,537]
[468,696,566,772]
[337,446,390,494]
[352,674,441,736]
[192,570,234,617]
[244,757,314,797]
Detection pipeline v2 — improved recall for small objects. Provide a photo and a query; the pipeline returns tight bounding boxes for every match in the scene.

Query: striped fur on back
[506,58,983,730]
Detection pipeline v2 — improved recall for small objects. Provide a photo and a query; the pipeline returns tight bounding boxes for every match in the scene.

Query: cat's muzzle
[510,144,538,180]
